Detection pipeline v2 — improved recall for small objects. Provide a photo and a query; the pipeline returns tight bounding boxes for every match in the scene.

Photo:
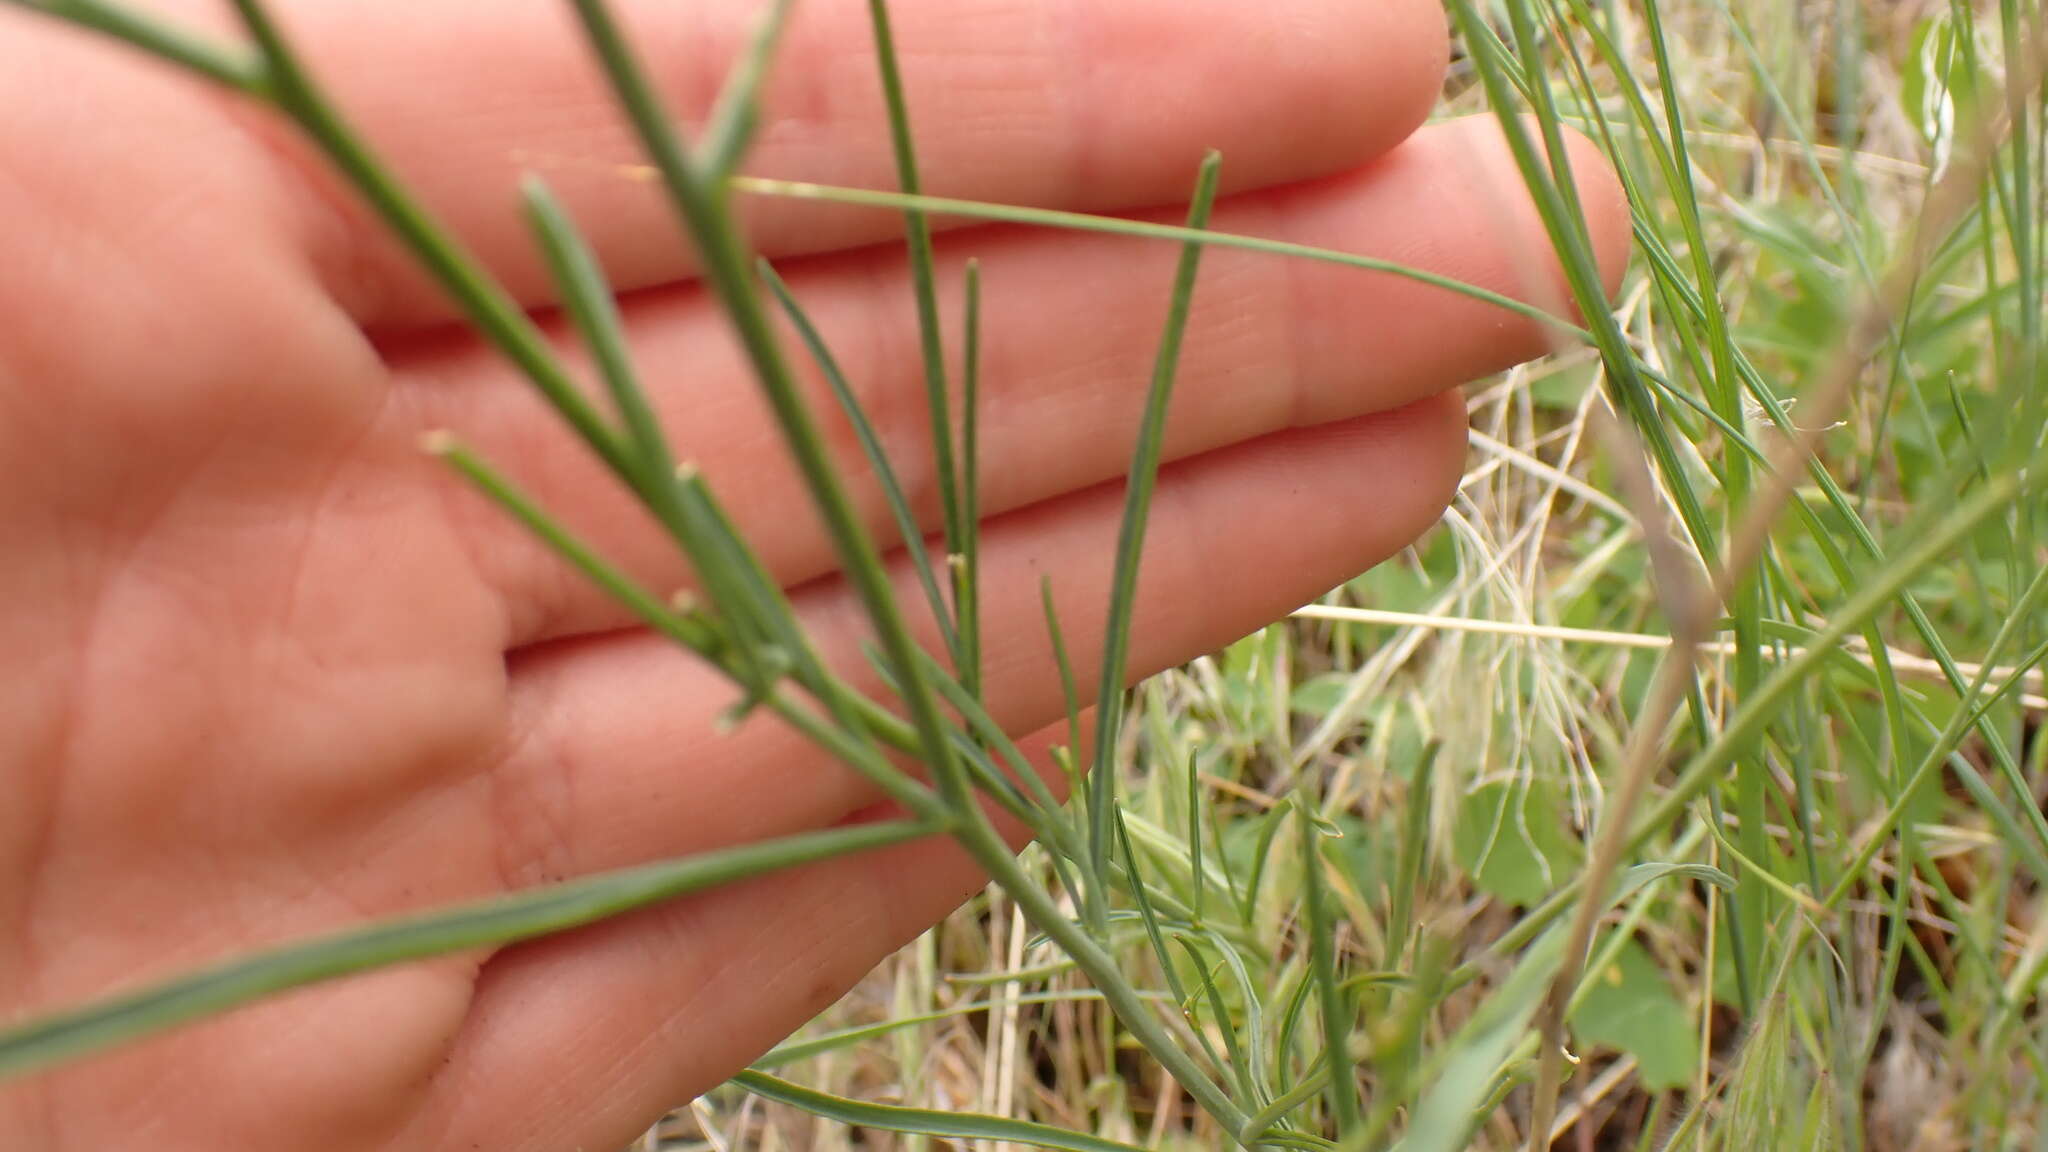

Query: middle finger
[397,116,1627,647]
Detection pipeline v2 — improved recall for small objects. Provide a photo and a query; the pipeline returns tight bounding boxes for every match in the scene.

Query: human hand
[0,0,1625,1147]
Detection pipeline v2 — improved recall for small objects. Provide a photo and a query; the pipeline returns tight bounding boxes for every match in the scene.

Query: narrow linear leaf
[956,258,985,693]
[759,258,959,663]
[1086,152,1224,921]
[563,0,975,816]
[4,0,264,90]
[862,0,961,564]
[699,0,795,173]
[756,989,1129,1070]
[0,820,935,1079]
[1298,798,1363,1132]
[730,177,1586,339]
[521,179,666,481]
[733,1070,1151,1152]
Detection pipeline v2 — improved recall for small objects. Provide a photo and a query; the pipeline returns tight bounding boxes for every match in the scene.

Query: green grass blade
[1041,577,1085,794]
[523,181,799,693]
[1447,0,1722,577]
[699,0,794,175]
[1386,741,1440,968]
[1240,1069,1333,1147]
[1395,931,1566,1152]
[433,437,716,654]
[521,178,670,485]
[862,0,963,566]
[1187,752,1207,926]
[957,258,985,694]
[732,1070,1152,1152]
[731,177,1587,339]
[1297,799,1362,1133]
[525,189,822,701]
[755,989,1132,1070]
[5,0,263,91]
[561,0,975,814]
[1635,469,2038,843]
[910,647,1076,845]
[222,0,637,485]
[435,439,945,821]
[1169,936,1262,1109]
[0,820,936,1079]
[1239,802,1293,930]
[1085,152,1223,927]
[560,10,1254,1125]
[758,258,960,663]
[1627,0,1773,985]
[1822,567,2048,911]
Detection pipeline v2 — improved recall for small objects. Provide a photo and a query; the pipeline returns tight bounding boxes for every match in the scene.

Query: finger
[230,0,1449,326]
[485,393,1465,894]
[410,118,1629,647]
[426,722,1070,1152]
[431,396,1463,1145]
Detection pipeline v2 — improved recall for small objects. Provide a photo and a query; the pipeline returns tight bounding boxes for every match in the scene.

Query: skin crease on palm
[0,0,1628,1148]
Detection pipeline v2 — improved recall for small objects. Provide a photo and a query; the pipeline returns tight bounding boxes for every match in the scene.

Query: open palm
[0,1,1625,1148]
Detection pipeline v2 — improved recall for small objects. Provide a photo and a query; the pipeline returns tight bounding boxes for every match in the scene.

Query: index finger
[240,0,1449,326]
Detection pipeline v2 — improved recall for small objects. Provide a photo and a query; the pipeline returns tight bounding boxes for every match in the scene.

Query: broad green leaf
[1454,780,1584,906]
[1568,938,1698,1091]
[1290,673,1354,718]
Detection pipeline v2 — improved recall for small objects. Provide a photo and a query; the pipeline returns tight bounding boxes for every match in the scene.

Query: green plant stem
[976,829,1253,1136]
[561,2,1249,1136]
[521,182,792,694]
[560,0,975,814]
[434,439,952,824]
[1634,0,1772,995]
[1240,1069,1332,1146]
[220,0,638,487]
[729,177,1585,339]
[9,0,263,90]
[1114,811,1240,1098]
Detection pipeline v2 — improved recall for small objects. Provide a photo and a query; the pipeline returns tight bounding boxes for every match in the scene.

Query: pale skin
[0,0,1628,1148]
